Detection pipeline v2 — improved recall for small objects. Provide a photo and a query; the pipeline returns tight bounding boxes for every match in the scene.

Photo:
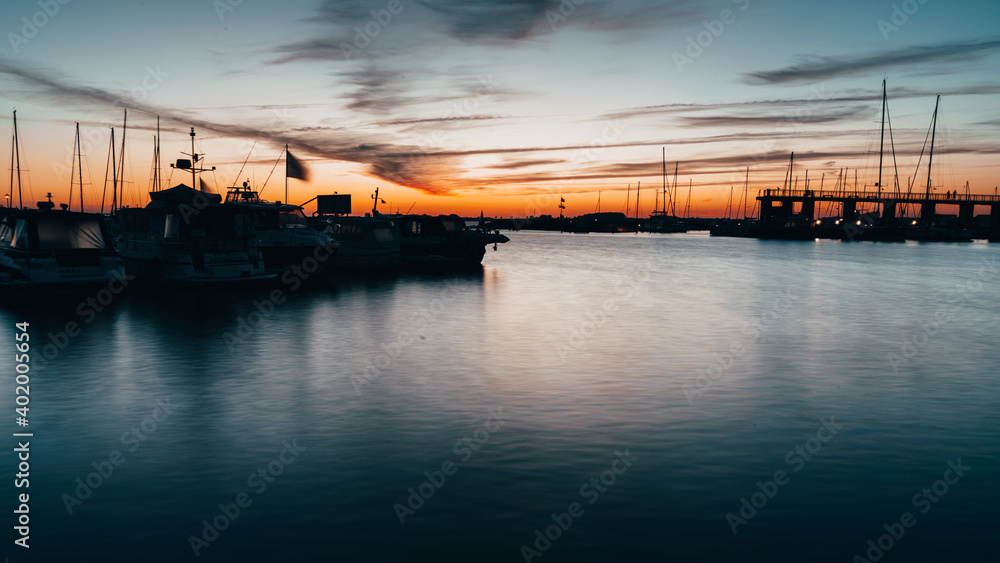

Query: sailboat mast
[284,144,289,204]
[635,181,640,220]
[661,147,666,214]
[76,123,84,211]
[925,95,940,200]
[115,109,127,212]
[878,79,886,202]
[672,162,678,216]
[13,110,23,208]
[155,116,161,192]
[110,129,117,214]
[742,167,749,218]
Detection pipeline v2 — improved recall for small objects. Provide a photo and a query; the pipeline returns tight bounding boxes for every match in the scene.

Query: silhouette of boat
[393,214,509,268]
[0,196,125,294]
[115,129,274,285]
[0,112,125,295]
[308,190,401,272]
[224,182,338,274]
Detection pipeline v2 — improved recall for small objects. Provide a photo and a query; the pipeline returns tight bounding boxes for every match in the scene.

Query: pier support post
[842,199,856,223]
[959,203,975,228]
[801,199,815,221]
[921,201,936,222]
[881,201,896,225]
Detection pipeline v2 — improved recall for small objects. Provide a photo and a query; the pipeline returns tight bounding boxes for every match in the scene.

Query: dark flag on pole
[286,150,309,181]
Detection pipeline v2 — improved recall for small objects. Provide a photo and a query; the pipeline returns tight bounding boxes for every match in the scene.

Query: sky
[0,0,998,217]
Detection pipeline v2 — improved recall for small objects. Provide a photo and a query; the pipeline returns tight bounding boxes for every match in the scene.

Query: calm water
[3,232,998,562]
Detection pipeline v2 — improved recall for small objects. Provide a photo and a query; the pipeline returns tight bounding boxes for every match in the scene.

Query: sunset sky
[1,0,998,217]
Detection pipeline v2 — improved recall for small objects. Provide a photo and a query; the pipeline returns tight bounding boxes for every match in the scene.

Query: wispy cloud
[745,38,1000,85]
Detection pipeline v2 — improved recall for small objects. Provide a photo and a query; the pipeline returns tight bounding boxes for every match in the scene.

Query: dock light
[912,220,918,225]
[856,221,861,225]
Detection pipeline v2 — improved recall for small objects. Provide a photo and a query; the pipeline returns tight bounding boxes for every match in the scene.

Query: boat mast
[153,116,162,192]
[878,79,886,205]
[75,123,84,211]
[12,110,23,208]
[925,95,940,201]
[672,162,678,216]
[742,167,749,218]
[661,147,666,214]
[114,109,127,212]
[635,181,640,220]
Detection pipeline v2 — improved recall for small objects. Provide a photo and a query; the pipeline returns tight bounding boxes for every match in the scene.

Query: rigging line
[260,146,283,195]
[231,140,257,187]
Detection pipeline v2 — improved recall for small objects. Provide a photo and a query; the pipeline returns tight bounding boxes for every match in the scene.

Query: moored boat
[224,182,338,274]
[0,196,125,296]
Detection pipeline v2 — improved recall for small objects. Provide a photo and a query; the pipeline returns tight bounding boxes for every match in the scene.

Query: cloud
[745,38,1000,85]
[679,107,868,128]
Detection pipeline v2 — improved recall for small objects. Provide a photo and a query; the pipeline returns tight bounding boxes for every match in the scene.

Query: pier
[757,188,1000,241]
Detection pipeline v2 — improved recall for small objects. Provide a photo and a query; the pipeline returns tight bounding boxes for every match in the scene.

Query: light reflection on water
[2,232,998,561]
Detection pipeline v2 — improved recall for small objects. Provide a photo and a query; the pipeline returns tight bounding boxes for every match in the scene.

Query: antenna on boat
[371,187,385,215]
[172,127,215,193]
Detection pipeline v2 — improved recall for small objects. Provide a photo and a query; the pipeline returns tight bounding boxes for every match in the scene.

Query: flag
[286,150,309,181]
[560,197,565,203]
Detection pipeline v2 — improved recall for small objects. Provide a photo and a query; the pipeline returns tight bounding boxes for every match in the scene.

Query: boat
[305,190,402,272]
[224,181,338,274]
[392,212,509,268]
[115,129,274,284]
[0,196,125,295]
[0,113,125,296]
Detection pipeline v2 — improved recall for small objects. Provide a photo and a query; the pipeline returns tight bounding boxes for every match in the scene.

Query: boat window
[0,222,14,246]
[279,211,309,228]
[36,216,107,250]
[12,219,30,249]
[164,214,182,238]
[373,227,395,242]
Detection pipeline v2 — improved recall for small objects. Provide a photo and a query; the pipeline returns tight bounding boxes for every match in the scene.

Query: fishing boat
[115,129,273,284]
[0,113,125,296]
